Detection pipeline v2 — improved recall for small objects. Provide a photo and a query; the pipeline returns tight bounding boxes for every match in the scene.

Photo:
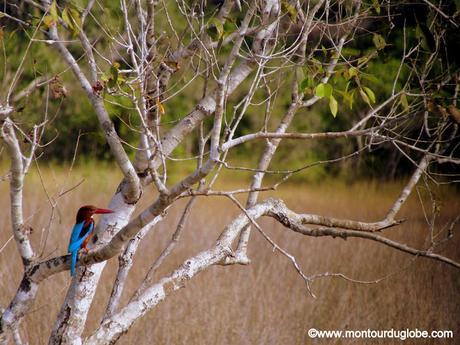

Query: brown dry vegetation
[0,164,459,345]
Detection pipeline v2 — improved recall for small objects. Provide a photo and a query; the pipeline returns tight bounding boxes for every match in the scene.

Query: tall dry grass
[0,164,459,344]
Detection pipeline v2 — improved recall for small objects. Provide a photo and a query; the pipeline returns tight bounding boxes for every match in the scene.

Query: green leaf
[311,58,321,65]
[323,84,333,98]
[100,73,109,82]
[117,74,126,85]
[345,81,351,92]
[300,76,314,91]
[349,67,358,78]
[206,27,218,41]
[329,96,338,117]
[108,63,119,88]
[341,47,361,57]
[337,89,354,110]
[223,16,235,23]
[68,8,81,35]
[362,86,376,103]
[223,20,237,38]
[358,56,369,65]
[371,0,381,14]
[400,94,409,111]
[360,89,371,105]
[107,79,116,88]
[110,66,119,82]
[62,6,81,36]
[361,74,379,84]
[207,18,224,40]
[315,83,332,98]
[372,34,386,50]
[349,90,355,109]
[281,1,297,21]
[300,78,309,91]
[345,66,359,80]
[315,83,325,98]
[43,15,55,28]
[61,8,74,31]
[50,0,59,21]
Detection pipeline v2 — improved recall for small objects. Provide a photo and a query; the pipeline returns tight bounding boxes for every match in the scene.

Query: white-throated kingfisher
[68,205,114,276]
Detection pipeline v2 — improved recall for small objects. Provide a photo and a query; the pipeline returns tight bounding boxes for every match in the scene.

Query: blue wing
[70,251,78,276]
[68,221,94,253]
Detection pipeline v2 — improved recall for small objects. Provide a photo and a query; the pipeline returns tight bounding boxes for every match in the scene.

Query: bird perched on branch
[68,205,114,276]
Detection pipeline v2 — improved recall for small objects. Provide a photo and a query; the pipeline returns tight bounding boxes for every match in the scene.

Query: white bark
[86,196,460,344]
[135,192,201,298]
[233,33,345,261]
[85,201,270,345]
[39,1,143,341]
[101,216,163,322]
[0,119,34,266]
[3,3,282,338]
[386,155,430,220]
[45,22,141,203]
[48,195,136,345]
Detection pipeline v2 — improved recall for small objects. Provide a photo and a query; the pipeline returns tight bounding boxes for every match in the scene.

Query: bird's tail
[71,251,78,276]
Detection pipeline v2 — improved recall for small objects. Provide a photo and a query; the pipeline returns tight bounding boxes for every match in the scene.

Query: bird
[68,205,114,276]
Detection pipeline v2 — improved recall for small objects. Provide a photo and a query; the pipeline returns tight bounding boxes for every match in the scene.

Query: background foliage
[1,0,458,181]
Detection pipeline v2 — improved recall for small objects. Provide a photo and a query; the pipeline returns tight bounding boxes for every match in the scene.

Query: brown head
[76,205,114,223]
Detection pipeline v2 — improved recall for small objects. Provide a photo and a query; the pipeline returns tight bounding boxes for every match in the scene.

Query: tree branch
[85,197,460,344]
[45,18,141,202]
[0,119,34,267]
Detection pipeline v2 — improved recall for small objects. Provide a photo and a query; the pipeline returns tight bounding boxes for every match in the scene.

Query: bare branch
[86,197,459,344]
[44,13,141,202]
[0,119,34,267]
[12,76,49,103]
[101,216,163,323]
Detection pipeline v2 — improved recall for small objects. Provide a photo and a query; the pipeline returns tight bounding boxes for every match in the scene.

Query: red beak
[94,208,114,214]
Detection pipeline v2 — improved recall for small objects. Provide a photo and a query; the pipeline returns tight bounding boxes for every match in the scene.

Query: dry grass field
[0,164,459,344]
